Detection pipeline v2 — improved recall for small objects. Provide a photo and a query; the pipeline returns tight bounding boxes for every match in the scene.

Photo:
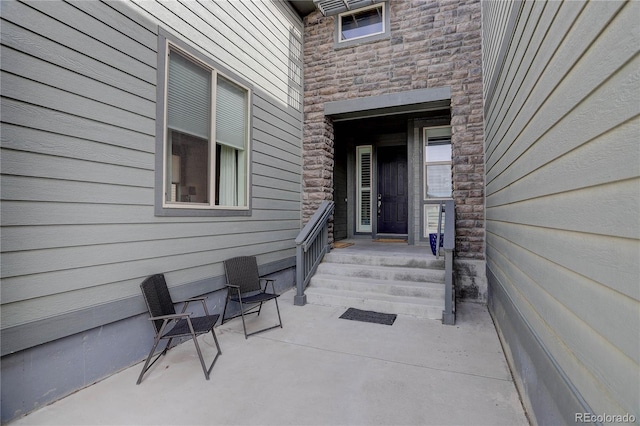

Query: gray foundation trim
[325,87,451,121]
[0,257,295,356]
[487,267,598,426]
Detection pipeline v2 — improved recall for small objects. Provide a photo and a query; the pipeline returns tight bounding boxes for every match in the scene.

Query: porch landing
[331,237,438,256]
[8,292,528,425]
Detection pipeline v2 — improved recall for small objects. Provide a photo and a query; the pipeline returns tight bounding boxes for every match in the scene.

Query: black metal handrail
[294,200,335,306]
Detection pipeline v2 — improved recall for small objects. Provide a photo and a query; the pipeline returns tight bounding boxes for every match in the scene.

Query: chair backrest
[140,274,176,333]
[224,256,261,294]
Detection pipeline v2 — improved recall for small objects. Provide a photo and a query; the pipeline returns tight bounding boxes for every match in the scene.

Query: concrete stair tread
[304,287,444,319]
[305,287,445,308]
[310,273,445,290]
[316,262,445,282]
[324,251,445,269]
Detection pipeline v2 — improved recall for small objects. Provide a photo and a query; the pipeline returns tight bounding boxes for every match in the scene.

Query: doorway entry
[376,145,408,235]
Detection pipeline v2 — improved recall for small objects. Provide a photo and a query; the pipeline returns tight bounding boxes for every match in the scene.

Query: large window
[162,45,250,212]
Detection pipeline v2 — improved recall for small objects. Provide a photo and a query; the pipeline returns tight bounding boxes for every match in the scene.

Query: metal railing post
[294,243,306,306]
[442,199,456,325]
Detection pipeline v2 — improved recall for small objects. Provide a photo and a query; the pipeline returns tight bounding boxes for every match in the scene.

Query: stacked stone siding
[303,0,484,260]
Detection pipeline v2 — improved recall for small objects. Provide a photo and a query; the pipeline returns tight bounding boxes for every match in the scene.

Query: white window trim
[161,41,251,212]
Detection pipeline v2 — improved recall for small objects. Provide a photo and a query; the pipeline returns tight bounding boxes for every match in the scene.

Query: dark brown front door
[377,146,408,234]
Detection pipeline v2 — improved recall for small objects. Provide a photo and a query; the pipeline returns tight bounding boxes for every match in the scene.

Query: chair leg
[221,292,231,324]
[162,337,174,355]
[136,337,161,385]
[190,332,210,381]
[274,297,283,329]
[238,299,249,339]
[211,328,222,355]
[203,328,222,377]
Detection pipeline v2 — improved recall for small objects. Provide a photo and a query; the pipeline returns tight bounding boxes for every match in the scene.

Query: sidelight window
[357,145,373,233]
[424,127,452,199]
[423,126,452,238]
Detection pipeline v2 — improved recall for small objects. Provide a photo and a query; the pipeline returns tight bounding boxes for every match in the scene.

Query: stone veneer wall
[302,0,484,262]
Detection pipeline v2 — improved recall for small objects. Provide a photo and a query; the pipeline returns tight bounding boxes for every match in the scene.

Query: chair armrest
[181,296,207,303]
[148,313,191,321]
[178,296,209,315]
[260,278,277,293]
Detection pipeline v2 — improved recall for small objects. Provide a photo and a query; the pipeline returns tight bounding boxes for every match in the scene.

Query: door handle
[377,194,382,215]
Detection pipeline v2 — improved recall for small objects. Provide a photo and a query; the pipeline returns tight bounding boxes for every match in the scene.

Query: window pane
[341,6,383,40]
[216,144,246,206]
[425,142,451,162]
[216,76,247,151]
[424,205,445,237]
[167,130,209,204]
[167,51,210,140]
[426,164,452,198]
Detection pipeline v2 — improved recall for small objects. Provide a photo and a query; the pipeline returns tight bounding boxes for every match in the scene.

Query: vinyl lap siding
[483,0,639,421]
[481,0,518,108]
[0,0,303,355]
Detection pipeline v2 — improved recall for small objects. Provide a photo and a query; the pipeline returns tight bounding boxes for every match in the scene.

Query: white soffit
[313,0,386,17]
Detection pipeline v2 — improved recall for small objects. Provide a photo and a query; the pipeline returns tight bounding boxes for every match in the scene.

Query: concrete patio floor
[9,290,529,426]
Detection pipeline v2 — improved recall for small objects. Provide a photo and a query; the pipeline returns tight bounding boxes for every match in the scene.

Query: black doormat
[339,308,397,325]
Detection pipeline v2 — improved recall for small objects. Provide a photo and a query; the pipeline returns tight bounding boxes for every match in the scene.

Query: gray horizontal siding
[483,0,639,421]
[480,0,521,111]
[0,124,154,169]
[1,233,297,326]
[1,98,153,152]
[0,202,302,226]
[1,255,296,356]
[129,0,301,111]
[1,1,157,85]
[1,0,303,355]
[0,19,155,101]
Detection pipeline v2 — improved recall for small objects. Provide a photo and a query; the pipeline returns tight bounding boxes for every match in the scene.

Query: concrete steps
[305,249,446,320]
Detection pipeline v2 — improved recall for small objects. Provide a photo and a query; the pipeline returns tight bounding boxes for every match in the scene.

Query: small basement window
[337,3,388,46]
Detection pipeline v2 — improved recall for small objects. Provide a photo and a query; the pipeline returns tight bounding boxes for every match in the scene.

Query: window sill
[334,32,390,50]
[154,205,251,217]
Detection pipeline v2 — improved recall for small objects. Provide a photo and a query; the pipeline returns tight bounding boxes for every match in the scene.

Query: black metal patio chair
[136,273,221,385]
[222,256,283,339]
